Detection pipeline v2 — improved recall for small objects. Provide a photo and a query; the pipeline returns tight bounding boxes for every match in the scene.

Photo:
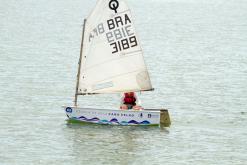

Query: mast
[74,19,87,107]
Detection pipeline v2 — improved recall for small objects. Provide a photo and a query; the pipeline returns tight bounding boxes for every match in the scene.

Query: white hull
[63,106,170,126]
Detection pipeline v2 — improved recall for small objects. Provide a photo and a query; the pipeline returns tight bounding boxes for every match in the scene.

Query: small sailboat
[64,0,171,126]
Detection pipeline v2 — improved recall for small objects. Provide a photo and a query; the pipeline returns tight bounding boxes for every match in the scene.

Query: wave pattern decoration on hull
[71,116,151,125]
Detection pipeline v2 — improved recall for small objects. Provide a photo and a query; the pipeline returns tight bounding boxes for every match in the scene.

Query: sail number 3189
[110,36,137,54]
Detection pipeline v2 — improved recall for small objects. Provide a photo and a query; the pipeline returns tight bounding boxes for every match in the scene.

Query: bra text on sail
[88,13,138,54]
[106,14,138,54]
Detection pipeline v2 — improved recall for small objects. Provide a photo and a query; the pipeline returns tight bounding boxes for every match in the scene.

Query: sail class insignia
[109,0,119,13]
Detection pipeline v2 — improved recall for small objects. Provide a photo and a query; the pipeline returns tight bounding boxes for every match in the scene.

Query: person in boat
[120,92,143,110]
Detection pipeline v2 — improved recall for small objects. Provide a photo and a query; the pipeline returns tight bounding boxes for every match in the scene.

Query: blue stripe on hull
[69,116,151,125]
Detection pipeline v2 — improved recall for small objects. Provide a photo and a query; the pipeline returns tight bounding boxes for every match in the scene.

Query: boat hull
[63,106,171,126]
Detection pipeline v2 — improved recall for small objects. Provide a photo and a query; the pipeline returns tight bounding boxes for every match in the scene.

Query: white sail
[78,0,152,94]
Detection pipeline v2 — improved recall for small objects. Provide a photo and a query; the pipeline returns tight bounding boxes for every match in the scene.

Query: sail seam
[87,68,147,90]
[82,49,142,72]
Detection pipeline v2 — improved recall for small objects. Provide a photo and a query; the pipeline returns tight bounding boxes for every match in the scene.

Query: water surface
[0,0,247,164]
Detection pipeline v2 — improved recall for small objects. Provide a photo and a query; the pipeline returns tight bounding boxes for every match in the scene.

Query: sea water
[0,0,246,164]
